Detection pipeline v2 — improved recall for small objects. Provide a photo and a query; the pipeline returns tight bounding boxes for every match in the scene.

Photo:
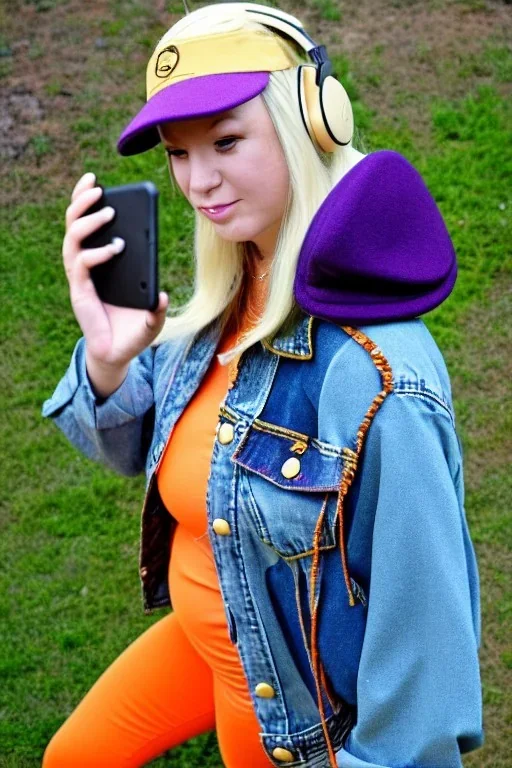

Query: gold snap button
[218,422,234,444]
[272,747,295,763]
[212,518,231,536]
[281,457,301,479]
[255,682,275,698]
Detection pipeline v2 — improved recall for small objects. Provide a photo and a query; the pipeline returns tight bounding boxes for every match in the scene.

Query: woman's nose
[188,154,222,196]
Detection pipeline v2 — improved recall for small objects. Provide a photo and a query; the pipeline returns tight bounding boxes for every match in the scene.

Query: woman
[41,3,482,767]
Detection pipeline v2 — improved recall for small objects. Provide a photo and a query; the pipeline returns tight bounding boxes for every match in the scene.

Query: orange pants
[42,525,273,768]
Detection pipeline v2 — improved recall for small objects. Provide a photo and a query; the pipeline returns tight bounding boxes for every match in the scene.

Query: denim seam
[394,389,455,424]
[253,418,311,442]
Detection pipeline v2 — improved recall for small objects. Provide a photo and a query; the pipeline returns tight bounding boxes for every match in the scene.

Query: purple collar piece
[293,150,457,324]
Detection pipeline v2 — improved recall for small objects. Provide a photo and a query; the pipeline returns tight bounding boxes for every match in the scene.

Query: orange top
[155,306,263,702]
[156,312,246,538]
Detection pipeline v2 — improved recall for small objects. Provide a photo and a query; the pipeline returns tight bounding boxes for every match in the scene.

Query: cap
[293,150,457,324]
[117,19,299,156]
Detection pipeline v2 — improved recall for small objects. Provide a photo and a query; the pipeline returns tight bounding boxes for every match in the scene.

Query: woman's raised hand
[63,172,169,380]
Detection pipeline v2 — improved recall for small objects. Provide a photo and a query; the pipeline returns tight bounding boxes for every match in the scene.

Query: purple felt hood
[293,150,457,324]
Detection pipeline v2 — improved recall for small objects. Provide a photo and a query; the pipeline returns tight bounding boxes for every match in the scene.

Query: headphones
[189,2,354,152]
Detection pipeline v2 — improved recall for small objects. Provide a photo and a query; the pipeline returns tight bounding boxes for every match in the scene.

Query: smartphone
[80,181,159,311]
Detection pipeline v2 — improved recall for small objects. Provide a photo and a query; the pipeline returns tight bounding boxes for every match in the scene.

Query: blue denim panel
[207,353,312,739]
[236,492,334,736]
[266,558,318,704]
[317,545,368,707]
[261,321,351,433]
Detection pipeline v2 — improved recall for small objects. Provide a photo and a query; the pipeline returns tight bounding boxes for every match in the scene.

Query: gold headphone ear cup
[299,65,353,152]
[320,75,354,146]
[300,65,332,152]
[297,64,316,147]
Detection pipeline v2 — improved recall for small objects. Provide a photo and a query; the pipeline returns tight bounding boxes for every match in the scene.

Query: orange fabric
[43,311,273,768]
[156,317,240,538]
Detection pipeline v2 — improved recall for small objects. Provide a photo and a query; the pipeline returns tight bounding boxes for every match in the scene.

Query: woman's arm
[337,392,483,768]
[41,336,156,477]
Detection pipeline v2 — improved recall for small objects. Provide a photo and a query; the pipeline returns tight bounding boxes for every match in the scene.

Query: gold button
[255,682,275,698]
[212,518,231,536]
[217,422,234,444]
[140,567,148,578]
[272,747,295,763]
[281,457,301,479]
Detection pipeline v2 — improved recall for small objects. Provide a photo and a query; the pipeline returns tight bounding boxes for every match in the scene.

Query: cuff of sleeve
[41,337,154,430]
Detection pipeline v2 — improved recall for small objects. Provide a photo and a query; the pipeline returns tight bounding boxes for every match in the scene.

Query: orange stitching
[320,662,336,712]
[310,496,338,768]
[335,326,395,605]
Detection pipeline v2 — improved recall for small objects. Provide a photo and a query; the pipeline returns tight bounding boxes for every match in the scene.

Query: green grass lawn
[1,1,510,765]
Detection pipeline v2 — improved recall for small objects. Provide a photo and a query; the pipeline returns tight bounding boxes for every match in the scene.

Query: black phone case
[81,181,159,312]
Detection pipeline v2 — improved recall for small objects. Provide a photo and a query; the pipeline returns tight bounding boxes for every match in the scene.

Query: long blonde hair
[151,7,366,365]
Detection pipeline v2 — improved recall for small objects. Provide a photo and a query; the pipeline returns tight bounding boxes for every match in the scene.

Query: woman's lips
[199,201,239,221]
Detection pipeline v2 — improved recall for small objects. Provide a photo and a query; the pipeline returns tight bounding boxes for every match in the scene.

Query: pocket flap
[232,419,343,492]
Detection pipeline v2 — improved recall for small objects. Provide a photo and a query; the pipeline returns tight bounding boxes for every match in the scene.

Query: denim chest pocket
[231,419,344,559]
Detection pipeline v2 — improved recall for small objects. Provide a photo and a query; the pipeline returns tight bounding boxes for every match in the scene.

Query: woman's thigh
[42,611,215,768]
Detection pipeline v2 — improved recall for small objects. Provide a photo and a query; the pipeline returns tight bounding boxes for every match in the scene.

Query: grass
[1,1,510,765]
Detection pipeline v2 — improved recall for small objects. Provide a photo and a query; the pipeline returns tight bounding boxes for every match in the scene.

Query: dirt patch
[0,86,44,160]
[1,0,177,207]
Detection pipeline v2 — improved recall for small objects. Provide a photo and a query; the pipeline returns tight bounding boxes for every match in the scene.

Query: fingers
[63,205,117,283]
[65,188,109,234]
[71,171,97,203]
[66,204,115,247]
[80,237,125,268]
[71,237,125,285]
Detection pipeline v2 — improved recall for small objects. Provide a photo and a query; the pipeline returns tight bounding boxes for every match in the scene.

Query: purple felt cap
[293,150,457,324]
[117,72,269,157]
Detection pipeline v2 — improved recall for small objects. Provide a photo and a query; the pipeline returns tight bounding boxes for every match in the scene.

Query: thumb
[145,292,169,332]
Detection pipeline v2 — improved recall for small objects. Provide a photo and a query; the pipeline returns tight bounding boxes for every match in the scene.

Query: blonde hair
[151,7,366,365]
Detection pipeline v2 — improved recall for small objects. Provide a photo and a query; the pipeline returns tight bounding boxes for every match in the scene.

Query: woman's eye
[215,137,238,151]
[165,137,238,159]
[166,149,186,159]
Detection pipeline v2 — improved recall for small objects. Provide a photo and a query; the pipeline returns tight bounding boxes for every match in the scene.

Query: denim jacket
[42,310,483,768]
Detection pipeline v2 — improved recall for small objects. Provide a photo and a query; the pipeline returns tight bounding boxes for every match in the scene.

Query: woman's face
[157,95,289,261]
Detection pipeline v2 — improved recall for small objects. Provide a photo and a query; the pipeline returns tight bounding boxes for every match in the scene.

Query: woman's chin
[212,222,258,243]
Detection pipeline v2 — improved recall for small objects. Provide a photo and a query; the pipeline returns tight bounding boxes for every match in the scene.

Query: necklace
[249,270,269,280]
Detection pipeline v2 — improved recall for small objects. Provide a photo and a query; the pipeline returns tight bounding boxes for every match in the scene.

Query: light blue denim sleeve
[337,392,483,768]
[41,336,156,476]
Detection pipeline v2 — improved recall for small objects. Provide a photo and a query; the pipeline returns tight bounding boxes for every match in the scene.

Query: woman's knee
[42,726,77,768]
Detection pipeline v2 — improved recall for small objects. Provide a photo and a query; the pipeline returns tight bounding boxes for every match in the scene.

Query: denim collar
[261,309,314,360]
[204,307,315,361]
